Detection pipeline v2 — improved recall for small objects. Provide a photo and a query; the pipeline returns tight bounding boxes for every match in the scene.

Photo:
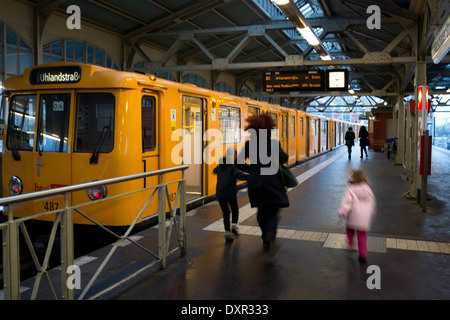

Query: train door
[33,92,73,215]
[333,121,337,148]
[182,96,204,202]
[306,116,310,156]
[318,119,322,152]
[141,94,159,190]
[297,114,307,160]
[280,112,288,152]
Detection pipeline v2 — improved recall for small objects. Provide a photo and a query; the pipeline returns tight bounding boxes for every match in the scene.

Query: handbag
[279,164,298,188]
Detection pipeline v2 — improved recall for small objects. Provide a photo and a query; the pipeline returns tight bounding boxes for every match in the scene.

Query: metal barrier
[0,165,188,300]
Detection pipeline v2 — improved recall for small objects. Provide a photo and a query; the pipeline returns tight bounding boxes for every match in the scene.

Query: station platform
[15,144,450,302]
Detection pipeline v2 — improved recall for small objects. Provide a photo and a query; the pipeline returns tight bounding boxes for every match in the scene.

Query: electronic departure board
[263,70,325,92]
[262,70,349,92]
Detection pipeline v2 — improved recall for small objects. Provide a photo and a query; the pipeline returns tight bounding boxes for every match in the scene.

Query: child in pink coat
[338,169,376,261]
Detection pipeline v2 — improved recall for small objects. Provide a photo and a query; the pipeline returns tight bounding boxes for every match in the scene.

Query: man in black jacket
[345,127,356,159]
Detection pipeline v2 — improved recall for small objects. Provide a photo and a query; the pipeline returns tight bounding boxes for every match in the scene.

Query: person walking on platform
[345,127,355,159]
[236,114,289,250]
[213,147,248,242]
[338,169,376,262]
[358,126,370,159]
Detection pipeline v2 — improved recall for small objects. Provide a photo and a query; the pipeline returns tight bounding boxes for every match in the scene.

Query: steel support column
[395,95,405,166]
[406,61,427,199]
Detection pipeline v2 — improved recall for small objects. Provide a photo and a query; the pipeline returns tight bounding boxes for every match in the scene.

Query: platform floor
[14,144,450,302]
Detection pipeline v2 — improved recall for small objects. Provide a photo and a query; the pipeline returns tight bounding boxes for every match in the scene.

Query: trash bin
[383,141,392,159]
[383,137,398,159]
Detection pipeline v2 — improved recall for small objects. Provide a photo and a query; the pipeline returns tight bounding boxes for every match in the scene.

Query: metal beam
[158,55,417,73]
[124,0,228,41]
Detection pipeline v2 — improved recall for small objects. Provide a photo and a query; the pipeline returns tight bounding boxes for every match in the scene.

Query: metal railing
[0,165,188,300]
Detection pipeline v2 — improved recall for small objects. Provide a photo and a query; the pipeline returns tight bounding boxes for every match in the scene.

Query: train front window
[74,93,115,154]
[37,94,70,153]
[7,94,36,151]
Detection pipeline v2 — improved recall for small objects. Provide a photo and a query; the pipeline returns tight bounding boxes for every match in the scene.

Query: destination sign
[263,70,325,92]
[263,70,350,92]
[30,66,82,85]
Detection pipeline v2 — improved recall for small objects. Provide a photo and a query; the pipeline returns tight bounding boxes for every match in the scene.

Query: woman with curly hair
[236,113,289,250]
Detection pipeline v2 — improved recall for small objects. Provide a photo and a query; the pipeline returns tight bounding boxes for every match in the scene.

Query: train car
[2,63,189,226]
[2,62,350,228]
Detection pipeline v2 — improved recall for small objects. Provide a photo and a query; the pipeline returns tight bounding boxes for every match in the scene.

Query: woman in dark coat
[345,127,355,159]
[358,125,370,158]
[236,113,289,249]
[213,148,248,242]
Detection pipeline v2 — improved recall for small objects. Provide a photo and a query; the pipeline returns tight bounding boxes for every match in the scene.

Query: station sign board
[262,69,348,92]
[263,70,325,92]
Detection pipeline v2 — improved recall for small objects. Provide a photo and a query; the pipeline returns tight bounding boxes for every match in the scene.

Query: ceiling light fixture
[272,0,290,5]
[297,27,320,46]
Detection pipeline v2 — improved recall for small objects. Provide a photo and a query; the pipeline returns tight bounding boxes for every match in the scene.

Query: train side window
[281,114,287,139]
[74,93,115,153]
[247,106,259,117]
[291,116,295,138]
[219,106,240,144]
[37,94,71,153]
[300,117,304,137]
[7,94,36,151]
[269,112,277,128]
[142,95,156,152]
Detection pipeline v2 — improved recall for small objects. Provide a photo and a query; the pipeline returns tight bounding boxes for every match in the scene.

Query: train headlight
[9,176,23,195]
[86,185,107,200]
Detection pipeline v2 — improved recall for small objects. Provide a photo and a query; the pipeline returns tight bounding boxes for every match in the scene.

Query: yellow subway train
[1,62,357,227]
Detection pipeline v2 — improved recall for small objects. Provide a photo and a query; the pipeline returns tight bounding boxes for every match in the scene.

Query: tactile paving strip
[322,233,386,253]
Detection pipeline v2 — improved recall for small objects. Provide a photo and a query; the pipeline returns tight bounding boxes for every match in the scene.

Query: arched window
[215,82,232,94]
[0,23,33,77]
[133,62,176,81]
[43,40,120,70]
[1,23,34,152]
[182,73,209,89]
[239,87,253,98]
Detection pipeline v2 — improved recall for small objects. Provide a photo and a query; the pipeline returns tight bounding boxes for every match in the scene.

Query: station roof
[41,0,450,113]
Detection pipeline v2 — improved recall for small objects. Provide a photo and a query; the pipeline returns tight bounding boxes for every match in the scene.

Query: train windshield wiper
[90,125,110,164]
[7,123,21,161]
[3,95,20,161]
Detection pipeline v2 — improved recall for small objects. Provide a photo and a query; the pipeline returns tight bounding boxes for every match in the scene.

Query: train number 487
[44,202,59,211]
